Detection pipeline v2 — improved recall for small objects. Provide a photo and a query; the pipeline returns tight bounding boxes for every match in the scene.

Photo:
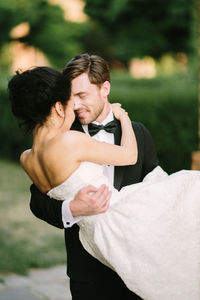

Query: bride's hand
[111,103,128,120]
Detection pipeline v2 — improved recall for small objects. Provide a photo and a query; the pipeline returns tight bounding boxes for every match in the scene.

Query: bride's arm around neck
[57,104,138,168]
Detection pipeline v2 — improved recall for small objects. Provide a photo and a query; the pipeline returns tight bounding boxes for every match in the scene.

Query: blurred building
[10,22,49,72]
[129,53,187,79]
[49,0,87,22]
[129,57,156,79]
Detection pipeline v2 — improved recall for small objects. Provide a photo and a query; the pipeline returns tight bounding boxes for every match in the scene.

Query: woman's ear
[54,101,64,118]
[101,81,110,98]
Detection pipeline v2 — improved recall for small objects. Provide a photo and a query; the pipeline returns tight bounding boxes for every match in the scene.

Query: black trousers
[70,273,142,300]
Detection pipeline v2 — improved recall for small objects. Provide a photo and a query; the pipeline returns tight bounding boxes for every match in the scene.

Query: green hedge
[110,72,198,173]
[0,88,32,160]
[0,72,198,173]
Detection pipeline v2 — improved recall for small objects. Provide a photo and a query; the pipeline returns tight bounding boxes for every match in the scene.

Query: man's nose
[74,98,82,110]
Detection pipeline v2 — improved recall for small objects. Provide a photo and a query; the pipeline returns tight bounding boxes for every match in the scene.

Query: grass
[0,159,66,275]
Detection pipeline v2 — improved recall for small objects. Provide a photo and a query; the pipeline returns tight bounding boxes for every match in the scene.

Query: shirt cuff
[62,199,82,228]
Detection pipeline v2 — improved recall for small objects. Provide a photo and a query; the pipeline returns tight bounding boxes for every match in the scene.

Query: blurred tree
[84,0,194,64]
[18,0,84,67]
[197,0,200,150]
[0,1,20,48]
[79,21,115,62]
[0,0,84,68]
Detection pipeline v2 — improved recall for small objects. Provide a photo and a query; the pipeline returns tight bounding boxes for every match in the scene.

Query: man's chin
[78,118,91,125]
[77,115,94,125]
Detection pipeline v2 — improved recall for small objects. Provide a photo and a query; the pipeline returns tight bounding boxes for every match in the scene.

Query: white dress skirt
[47,162,200,300]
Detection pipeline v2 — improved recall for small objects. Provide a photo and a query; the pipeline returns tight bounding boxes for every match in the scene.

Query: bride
[8,66,200,300]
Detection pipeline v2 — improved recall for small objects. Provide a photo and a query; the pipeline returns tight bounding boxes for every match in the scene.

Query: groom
[30,54,158,300]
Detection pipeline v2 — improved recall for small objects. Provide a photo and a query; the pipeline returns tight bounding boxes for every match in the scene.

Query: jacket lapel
[114,119,125,190]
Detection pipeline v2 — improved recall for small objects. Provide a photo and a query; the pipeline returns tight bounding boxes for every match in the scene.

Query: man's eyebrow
[73,91,87,96]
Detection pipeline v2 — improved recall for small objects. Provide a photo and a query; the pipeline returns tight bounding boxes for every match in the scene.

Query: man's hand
[70,184,111,217]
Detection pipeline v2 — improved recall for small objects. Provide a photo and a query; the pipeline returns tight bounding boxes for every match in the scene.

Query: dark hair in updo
[8,66,70,132]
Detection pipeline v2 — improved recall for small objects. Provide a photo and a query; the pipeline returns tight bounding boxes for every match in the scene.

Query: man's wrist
[69,200,80,217]
[62,200,82,228]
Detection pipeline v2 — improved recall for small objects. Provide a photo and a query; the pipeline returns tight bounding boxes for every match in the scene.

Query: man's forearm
[30,184,64,229]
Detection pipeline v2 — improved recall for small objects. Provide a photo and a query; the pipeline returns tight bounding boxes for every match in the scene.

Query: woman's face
[63,98,75,130]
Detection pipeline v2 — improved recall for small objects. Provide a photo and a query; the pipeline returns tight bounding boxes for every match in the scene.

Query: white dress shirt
[62,108,115,228]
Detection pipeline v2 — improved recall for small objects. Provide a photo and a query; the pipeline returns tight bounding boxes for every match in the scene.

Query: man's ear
[54,101,64,118]
[101,81,110,97]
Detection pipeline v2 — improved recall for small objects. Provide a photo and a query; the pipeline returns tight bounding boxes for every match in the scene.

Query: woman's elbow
[127,150,138,165]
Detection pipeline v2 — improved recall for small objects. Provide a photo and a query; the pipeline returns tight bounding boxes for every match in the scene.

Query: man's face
[71,72,110,125]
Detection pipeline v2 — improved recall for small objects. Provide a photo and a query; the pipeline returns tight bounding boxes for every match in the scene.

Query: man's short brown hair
[63,54,110,87]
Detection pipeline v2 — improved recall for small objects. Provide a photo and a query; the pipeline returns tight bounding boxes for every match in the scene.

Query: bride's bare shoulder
[20,149,31,167]
[46,130,87,158]
[63,130,85,139]
[59,130,87,146]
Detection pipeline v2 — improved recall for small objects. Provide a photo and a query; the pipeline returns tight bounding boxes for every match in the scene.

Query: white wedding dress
[47,162,200,300]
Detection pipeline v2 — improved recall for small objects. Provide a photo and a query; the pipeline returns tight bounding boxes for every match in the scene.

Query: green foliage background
[110,71,198,173]
[0,0,86,68]
[0,0,197,68]
[83,0,195,64]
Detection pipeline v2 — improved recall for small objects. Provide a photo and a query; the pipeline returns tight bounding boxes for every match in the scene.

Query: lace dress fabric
[47,162,200,300]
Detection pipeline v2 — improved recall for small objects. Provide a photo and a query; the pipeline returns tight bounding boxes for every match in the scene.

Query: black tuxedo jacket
[30,118,158,281]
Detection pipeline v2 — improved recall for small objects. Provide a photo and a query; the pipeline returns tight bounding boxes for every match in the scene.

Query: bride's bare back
[20,131,80,193]
[21,119,137,194]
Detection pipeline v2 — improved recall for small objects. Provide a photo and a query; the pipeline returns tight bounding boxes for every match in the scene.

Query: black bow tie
[88,120,117,136]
